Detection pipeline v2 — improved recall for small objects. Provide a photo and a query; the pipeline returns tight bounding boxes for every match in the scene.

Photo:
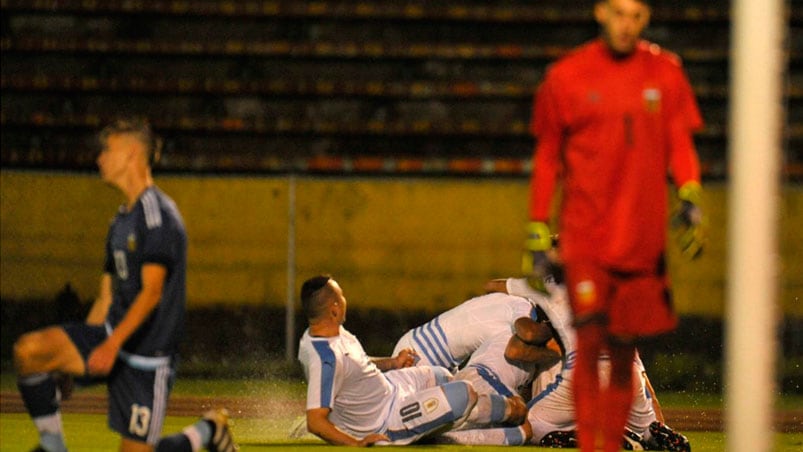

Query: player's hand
[522,221,552,291]
[87,339,119,376]
[358,433,390,446]
[394,348,419,368]
[673,182,706,260]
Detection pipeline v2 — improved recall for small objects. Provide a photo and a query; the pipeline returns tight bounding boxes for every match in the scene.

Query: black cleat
[649,421,691,451]
[203,408,239,452]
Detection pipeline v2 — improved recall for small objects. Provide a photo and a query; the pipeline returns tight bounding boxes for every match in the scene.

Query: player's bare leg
[14,326,85,452]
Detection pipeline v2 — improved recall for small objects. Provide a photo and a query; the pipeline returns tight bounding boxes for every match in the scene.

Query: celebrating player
[297,275,477,446]
[521,1,705,450]
[391,291,541,372]
[13,118,236,452]
[440,277,690,450]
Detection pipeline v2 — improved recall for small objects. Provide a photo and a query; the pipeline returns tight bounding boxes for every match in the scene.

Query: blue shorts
[62,322,176,445]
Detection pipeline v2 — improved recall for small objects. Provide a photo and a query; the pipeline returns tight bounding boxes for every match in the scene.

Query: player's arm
[505,317,561,366]
[484,278,509,294]
[371,348,419,371]
[667,64,706,260]
[306,407,388,446]
[85,273,113,325]
[528,77,563,225]
[523,77,563,278]
[505,334,561,368]
[87,263,166,375]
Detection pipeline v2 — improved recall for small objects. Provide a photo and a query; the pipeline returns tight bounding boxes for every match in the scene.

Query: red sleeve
[528,75,563,222]
[666,62,703,187]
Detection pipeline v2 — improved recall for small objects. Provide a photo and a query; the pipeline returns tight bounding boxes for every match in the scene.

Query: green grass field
[2,374,802,451]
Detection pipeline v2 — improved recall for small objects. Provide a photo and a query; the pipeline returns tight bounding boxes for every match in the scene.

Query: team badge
[423,397,439,413]
[127,233,137,252]
[574,280,596,306]
[643,87,661,112]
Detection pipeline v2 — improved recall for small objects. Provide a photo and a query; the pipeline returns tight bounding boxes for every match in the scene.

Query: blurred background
[1,0,801,394]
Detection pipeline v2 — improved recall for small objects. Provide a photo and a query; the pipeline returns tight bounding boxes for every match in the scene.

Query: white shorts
[527,360,657,443]
[380,368,473,445]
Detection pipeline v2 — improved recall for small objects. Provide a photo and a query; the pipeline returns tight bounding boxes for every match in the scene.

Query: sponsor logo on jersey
[127,233,137,252]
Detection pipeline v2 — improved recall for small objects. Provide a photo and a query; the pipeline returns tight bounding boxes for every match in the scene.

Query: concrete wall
[2,170,801,316]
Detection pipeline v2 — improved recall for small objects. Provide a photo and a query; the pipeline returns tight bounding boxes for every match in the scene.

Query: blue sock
[489,394,508,423]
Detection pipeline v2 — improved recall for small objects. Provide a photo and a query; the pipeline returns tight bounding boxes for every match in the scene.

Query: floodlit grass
[2,373,802,451]
[3,413,803,451]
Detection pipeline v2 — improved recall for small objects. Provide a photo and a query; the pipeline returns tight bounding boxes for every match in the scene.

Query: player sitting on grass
[297,275,478,446]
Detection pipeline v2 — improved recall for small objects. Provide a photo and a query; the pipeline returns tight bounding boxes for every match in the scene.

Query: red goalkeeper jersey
[529,39,703,271]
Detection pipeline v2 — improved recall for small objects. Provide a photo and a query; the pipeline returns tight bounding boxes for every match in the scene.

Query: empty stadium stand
[1,0,802,178]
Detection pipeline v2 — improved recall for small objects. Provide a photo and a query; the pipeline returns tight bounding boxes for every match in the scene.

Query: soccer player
[297,275,477,446]
[441,277,690,450]
[391,291,540,372]
[521,1,705,450]
[435,325,558,445]
[13,118,236,452]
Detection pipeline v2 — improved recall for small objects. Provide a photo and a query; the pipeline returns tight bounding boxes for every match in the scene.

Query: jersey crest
[643,87,661,113]
[127,232,137,252]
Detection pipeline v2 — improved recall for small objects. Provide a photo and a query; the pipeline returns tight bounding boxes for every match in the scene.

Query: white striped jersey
[393,292,537,371]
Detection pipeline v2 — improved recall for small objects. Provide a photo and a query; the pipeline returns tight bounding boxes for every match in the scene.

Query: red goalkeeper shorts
[564,260,678,338]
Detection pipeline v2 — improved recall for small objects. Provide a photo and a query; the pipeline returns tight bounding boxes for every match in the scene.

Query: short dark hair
[301,275,333,321]
[98,117,163,165]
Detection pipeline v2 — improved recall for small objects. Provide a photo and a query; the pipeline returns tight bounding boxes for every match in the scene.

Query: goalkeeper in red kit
[522,1,705,451]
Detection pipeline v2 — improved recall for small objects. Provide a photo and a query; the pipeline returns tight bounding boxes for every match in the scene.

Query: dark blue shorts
[62,322,175,445]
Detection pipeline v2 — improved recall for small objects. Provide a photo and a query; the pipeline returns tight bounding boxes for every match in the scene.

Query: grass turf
[2,374,802,450]
[3,413,803,451]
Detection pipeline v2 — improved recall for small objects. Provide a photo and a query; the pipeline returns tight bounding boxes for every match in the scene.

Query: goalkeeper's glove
[673,181,706,260]
[522,221,552,290]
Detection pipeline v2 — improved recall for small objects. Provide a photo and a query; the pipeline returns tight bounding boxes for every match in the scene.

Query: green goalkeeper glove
[674,181,706,260]
[522,221,552,285]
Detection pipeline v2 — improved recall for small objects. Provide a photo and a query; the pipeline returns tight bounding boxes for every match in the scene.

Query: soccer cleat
[622,427,646,450]
[649,421,691,451]
[539,430,578,448]
[203,408,239,452]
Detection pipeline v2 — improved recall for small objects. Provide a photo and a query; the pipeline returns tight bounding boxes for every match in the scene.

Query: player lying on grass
[449,276,690,451]
[290,290,551,443]
[435,323,560,445]
[297,275,478,446]
[391,291,544,373]
[391,291,548,428]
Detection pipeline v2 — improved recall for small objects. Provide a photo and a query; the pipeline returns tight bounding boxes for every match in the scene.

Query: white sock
[33,414,66,452]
